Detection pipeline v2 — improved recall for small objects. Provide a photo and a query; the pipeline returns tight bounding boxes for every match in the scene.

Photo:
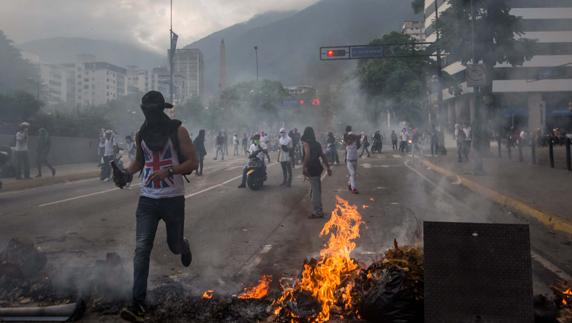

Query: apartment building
[424,0,572,133]
[172,48,204,101]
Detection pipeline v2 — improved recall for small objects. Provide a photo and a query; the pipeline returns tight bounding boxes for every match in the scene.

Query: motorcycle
[246,156,267,190]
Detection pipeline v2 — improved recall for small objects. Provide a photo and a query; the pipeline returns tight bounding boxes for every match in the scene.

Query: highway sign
[350,46,384,59]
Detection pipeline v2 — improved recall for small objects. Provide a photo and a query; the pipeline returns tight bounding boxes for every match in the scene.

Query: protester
[344,126,360,194]
[14,122,31,179]
[391,130,398,151]
[430,128,438,157]
[233,133,239,156]
[194,129,207,176]
[36,128,56,177]
[301,126,332,217]
[277,128,293,187]
[125,135,137,164]
[326,132,340,165]
[463,124,472,161]
[238,134,269,188]
[100,130,116,181]
[242,133,248,155]
[214,131,225,160]
[223,130,229,156]
[114,91,197,323]
[399,128,408,153]
[290,128,301,166]
[359,131,371,158]
[372,130,382,153]
[456,125,466,163]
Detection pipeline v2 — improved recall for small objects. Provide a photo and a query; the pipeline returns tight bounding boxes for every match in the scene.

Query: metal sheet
[424,221,533,323]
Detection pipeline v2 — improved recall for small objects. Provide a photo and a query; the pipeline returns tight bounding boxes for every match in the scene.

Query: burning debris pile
[0,238,130,317]
[272,196,423,322]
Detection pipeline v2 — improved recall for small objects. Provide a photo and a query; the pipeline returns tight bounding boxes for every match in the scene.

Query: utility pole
[169,0,175,104]
[470,0,484,174]
[254,46,259,81]
[434,0,443,129]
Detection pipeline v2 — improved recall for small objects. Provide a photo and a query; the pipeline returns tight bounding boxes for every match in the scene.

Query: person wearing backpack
[301,126,332,218]
[113,91,198,323]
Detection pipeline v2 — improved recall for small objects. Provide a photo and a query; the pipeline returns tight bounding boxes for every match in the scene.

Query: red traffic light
[327,50,335,57]
[312,98,321,106]
[299,99,305,106]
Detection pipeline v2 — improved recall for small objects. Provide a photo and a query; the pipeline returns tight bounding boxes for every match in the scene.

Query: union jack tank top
[140,139,185,199]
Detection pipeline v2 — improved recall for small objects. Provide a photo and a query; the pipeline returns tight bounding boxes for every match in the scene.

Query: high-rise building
[402,20,425,42]
[219,39,227,93]
[39,64,68,106]
[74,57,127,107]
[172,48,204,102]
[127,65,150,95]
[424,0,572,133]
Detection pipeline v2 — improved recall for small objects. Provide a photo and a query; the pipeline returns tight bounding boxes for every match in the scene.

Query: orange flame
[202,290,215,299]
[562,288,572,306]
[238,275,272,299]
[274,196,363,322]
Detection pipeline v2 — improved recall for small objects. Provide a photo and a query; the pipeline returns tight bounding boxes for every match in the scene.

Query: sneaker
[120,303,146,323]
[348,184,352,191]
[181,238,192,267]
[351,188,359,194]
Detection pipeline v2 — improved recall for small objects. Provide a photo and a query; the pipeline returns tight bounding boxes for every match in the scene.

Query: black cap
[141,91,174,109]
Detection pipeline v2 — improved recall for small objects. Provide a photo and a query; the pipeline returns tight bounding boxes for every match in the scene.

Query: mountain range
[18,37,165,68]
[16,0,417,96]
[186,0,417,95]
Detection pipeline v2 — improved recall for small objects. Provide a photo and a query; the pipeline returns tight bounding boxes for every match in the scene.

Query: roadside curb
[420,158,572,236]
[1,171,99,193]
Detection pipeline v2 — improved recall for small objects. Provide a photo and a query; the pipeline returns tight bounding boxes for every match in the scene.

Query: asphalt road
[1,151,570,313]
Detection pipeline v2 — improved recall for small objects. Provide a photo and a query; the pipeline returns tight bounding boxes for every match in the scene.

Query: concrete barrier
[0,134,98,167]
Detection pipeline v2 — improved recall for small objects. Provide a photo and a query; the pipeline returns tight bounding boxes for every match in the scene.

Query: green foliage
[356,32,436,125]
[30,110,111,137]
[435,0,535,67]
[0,31,38,94]
[0,91,44,122]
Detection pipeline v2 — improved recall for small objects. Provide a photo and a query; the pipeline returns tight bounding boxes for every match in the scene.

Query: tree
[356,32,437,125]
[0,91,43,122]
[0,31,38,94]
[436,0,535,153]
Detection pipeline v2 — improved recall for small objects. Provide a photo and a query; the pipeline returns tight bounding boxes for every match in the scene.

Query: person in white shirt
[238,134,270,188]
[14,122,30,179]
[233,134,240,156]
[100,130,116,181]
[344,125,360,194]
[277,128,293,187]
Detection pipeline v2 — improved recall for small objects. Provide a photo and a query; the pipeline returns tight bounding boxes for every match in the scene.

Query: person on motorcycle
[238,134,269,188]
[326,132,340,165]
[277,128,293,187]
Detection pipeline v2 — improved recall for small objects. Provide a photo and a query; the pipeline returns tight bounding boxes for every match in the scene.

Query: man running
[114,91,198,322]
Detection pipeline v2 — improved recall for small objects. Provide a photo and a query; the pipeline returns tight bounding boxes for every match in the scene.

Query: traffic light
[311,98,321,106]
[320,47,349,60]
[298,99,305,106]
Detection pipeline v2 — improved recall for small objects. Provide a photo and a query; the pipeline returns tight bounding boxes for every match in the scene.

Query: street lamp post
[254,46,259,81]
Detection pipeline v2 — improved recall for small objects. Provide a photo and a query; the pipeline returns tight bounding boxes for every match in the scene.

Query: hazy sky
[0,0,318,52]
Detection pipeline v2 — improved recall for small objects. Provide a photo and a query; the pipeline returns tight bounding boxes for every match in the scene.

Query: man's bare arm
[174,126,199,174]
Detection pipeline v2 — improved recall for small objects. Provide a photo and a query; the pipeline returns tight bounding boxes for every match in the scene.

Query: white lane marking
[404,159,572,281]
[238,244,273,275]
[39,187,119,207]
[451,175,462,185]
[392,154,402,159]
[531,251,572,282]
[361,163,372,169]
[184,175,242,199]
[35,161,247,207]
[38,182,143,207]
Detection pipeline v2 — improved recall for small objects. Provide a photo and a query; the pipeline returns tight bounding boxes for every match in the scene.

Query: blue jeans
[132,196,185,305]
